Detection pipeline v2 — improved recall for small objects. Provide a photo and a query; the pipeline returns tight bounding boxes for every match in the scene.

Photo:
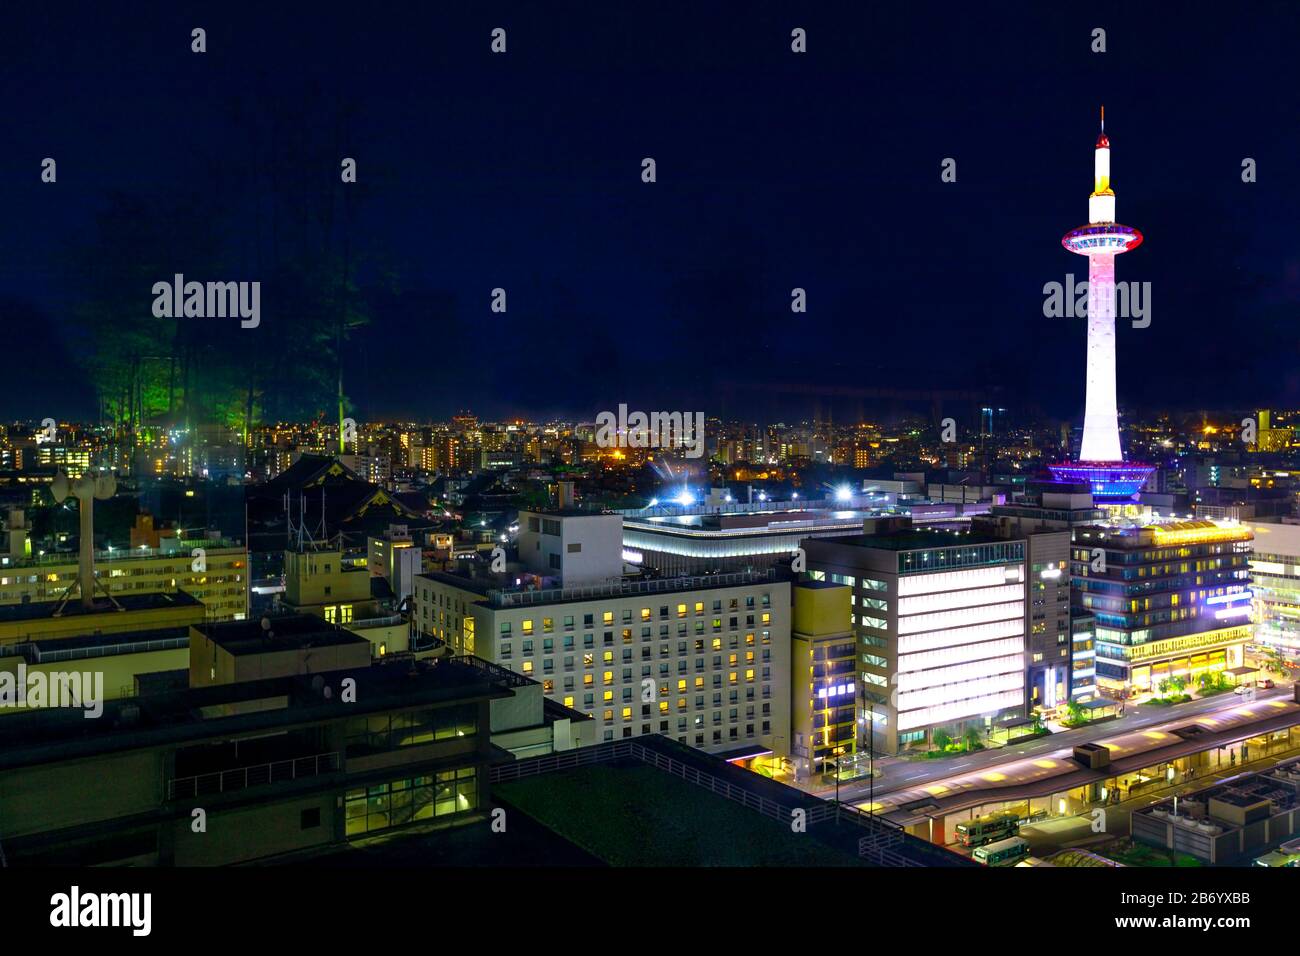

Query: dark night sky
[2,2,1299,426]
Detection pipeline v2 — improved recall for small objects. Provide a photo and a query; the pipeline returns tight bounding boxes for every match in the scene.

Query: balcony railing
[168,752,340,800]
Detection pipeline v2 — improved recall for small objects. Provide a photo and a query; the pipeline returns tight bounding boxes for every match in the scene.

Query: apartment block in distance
[804,518,1027,755]
[0,511,246,622]
[413,509,791,756]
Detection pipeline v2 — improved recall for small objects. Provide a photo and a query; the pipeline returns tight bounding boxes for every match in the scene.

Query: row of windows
[344,768,477,836]
[501,630,772,657]
[504,610,772,636]
[560,689,773,710]
[528,665,771,686]
[344,704,477,756]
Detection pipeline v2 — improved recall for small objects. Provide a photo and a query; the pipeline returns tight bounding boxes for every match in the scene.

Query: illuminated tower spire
[1048,109,1152,501]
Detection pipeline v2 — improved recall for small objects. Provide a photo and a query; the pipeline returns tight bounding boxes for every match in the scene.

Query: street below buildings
[806,685,1295,806]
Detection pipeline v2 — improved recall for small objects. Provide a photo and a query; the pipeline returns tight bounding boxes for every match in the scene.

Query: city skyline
[5,1,1300,917]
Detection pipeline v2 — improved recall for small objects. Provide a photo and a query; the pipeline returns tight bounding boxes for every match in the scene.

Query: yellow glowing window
[729,672,738,684]
[603,650,613,664]
[746,633,754,645]
[522,619,534,635]
[659,701,669,714]
[543,617,553,632]
[583,653,593,667]
[584,674,594,687]
[622,707,632,721]
[340,604,353,624]
[728,654,738,666]
[521,661,533,674]
[761,612,771,625]
[712,638,722,651]
[603,611,614,625]
[745,669,755,682]
[378,642,387,656]
[694,677,704,689]
[694,602,704,615]
[324,606,337,624]
[564,696,574,708]
[677,679,687,692]
[678,698,687,711]
[677,604,687,618]
[745,651,755,663]
[604,691,614,704]
[641,608,651,621]
[603,671,613,685]
[603,709,613,720]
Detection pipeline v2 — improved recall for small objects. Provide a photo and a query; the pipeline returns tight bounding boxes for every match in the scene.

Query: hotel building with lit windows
[1071,519,1253,697]
[803,521,1028,755]
[412,510,791,755]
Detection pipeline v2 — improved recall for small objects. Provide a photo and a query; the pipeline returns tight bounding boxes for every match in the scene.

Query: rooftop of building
[521,507,616,518]
[1075,518,1251,539]
[24,625,191,661]
[819,528,1008,552]
[795,579,844,591]
[418,566,784,609]
[623,508,878,535]
[194,614,369,656]
[0,537,244,569]
[0,589,204,624]
[489,735,972,867]
[0,655,518,773]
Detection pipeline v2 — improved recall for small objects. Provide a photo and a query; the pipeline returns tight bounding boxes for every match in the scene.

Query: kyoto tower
[1048,108,1153,501]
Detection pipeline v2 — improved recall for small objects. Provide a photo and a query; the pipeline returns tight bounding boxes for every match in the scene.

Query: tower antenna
[1100,105,1105,131]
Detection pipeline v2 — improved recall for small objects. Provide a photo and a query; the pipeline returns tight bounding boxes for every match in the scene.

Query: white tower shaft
[1080,252,1122,462]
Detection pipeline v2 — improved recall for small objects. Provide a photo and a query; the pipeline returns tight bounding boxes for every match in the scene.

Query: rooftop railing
[168,752,340,801]
[487,568,777,607]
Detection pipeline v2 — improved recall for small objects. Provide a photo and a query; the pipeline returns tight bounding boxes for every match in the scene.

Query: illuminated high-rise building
[1048,108,1153,500]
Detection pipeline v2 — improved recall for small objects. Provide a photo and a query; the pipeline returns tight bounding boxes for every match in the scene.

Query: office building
[1245,520,1300,664]
[805,522,1027,754]
[1072,519,1253,696]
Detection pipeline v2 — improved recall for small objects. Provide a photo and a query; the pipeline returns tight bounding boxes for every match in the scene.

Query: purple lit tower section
[1048,108,1153,501]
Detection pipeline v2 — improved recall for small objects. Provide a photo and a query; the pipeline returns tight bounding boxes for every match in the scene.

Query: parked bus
[956,810,1020,847]
[973,836,1030,867]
